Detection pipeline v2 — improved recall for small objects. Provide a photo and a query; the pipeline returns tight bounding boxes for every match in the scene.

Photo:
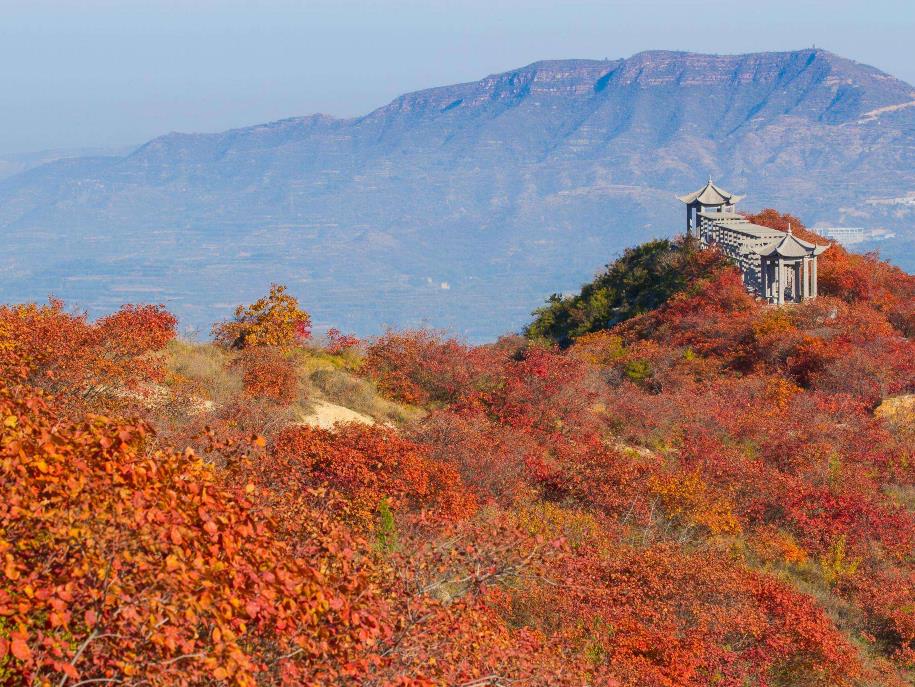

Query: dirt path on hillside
[300,399,376,429]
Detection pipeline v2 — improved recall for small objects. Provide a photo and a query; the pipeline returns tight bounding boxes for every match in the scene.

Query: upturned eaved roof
[756,229,824,258]
[677,179,744,206]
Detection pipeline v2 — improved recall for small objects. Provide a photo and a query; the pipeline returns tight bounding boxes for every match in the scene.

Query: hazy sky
[2,0,914,155]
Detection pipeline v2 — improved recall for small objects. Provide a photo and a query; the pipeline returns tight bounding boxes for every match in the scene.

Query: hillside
[1,218,913,685]
[1,48,913,340]
[525,237,731,346]
[0,144,136,181]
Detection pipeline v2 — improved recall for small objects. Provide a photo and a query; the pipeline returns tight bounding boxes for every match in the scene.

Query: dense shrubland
[1,210,913,686]
[526,237,732,347]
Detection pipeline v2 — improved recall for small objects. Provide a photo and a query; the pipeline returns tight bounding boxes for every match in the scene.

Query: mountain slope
[1,49,913,340]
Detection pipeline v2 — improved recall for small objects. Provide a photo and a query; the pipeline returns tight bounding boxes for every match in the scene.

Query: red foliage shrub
[851,567,915,662]
[512,544,860,687]
[409,408,541,505]
[235,346,298,404]
[0,299,176,414]
[744,208,807,235]
[96,303,177,356]
[267,423,477,528]
[362,329,494,405]
[614,268,759,361]
[361,510,576,686]
[461,344,598,433]
[786,333,843,387]
[502,430,652,520]
[325,327,360,354]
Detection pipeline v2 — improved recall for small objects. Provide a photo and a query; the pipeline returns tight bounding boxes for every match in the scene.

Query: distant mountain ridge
[1,48,913,340]
[0,144,137,181]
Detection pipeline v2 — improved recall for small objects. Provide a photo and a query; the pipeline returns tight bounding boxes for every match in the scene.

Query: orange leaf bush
[0,391,389,686]
[266,423,478,529]
[0,299,176,416]
[213,284,311,349]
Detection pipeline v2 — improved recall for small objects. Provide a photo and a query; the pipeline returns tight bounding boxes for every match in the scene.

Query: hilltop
[1,48,914,339]
[1,208,913,684]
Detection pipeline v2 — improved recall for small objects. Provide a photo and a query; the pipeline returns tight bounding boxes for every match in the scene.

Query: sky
[1,0,914,156]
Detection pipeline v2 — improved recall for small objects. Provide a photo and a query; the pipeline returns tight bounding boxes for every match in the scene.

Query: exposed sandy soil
[299,399,376,429]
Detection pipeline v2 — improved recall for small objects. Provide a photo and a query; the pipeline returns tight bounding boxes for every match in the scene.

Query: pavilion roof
[677,179,744,206]
[756,230,827,258]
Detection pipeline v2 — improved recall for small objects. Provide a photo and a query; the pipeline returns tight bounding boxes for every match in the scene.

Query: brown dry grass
[166,339,241,406]
[164,340,420,427]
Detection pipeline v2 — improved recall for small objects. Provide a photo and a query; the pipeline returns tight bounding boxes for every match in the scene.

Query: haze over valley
[1,48,913,339]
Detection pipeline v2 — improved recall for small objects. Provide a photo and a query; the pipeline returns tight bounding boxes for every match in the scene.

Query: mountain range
[2,48,913,340]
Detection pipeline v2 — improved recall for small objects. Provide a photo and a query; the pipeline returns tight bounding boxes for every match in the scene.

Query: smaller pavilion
[757,226,828,304]
[676,178,744,237]
[676,180,829,304]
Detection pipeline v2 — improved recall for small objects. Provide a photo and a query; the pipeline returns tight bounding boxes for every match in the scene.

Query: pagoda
[677,181,829,304]
[676,178,744,237]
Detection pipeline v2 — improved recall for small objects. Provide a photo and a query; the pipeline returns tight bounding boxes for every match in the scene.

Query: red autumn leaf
[11,637,31,661]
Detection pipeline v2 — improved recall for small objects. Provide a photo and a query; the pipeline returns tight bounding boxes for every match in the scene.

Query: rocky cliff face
[1,49,913,340]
